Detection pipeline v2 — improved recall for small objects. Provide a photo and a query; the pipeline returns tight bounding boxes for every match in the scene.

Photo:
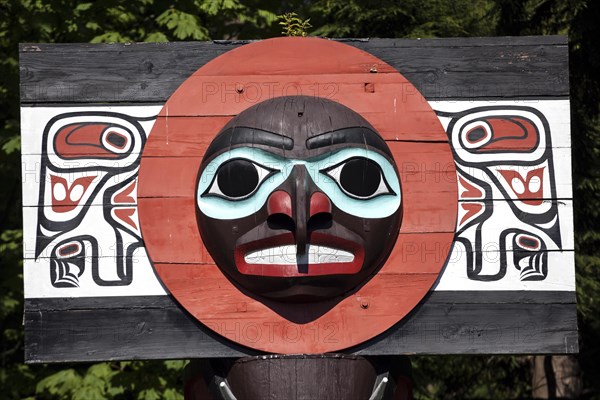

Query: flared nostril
[310,192,332,217]
[308,212,333,230]
[267,190,293,217]
[267,214,296,231]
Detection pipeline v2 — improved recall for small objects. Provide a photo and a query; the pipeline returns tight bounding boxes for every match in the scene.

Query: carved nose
[266,170,332,255]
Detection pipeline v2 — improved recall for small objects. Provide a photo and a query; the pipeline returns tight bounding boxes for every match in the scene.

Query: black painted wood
[24,291,578,363]
[20,36,568,103]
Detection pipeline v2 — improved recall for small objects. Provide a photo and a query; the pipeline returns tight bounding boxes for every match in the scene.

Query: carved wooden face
[196,96,402,302]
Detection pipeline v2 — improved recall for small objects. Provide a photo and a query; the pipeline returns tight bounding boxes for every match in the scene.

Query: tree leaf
[1,135,20,154]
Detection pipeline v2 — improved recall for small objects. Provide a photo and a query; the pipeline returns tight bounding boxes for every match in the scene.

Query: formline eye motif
[321,157,395,200]
[203,158,276,200]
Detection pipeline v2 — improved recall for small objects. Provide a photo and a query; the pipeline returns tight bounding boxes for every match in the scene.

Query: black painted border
[25,291,578,363]
[19,36,569,103]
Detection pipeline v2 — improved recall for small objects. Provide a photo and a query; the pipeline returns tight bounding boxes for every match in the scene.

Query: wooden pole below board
[183,354,412,400]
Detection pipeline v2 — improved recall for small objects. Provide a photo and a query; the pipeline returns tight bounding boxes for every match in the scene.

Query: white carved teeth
[244,245,354,265]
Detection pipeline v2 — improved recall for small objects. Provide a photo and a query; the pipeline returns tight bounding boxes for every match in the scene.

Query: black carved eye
[322,157,394,199]
[466,127,486,143]
[106,131,127,148]
[204,159,274,200]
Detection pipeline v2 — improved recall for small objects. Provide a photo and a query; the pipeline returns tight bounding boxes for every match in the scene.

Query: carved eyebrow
[204,127,294,160]
[306,127,392,156]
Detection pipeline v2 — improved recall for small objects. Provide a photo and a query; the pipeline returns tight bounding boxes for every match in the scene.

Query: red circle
[138,37,457,353]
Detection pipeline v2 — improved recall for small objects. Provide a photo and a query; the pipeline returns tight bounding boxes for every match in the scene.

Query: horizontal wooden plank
[23,254,167,298]
[352,36,568,48]
[26,246,576,295]
[18,105,159,156]
[22,216,576,294]
[135,196,457,239]
[23,180,572,209]
[21,198,575,260]
[19,99,573,155]
[24,247,575,299]
[436,249,575,291]
[20,38,568,103]
[19,36,567,53]
[24,233,575,295]
[23,290,577,362]
[18,134,573,158]
[137,142,458,196]
[19,36,567,52]
[350,302,578,355]
[24,290,575,311]
[20,41,244,53]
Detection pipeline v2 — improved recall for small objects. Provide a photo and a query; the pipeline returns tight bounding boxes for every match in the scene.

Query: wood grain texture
[24,291,578,363]
[132,38,457,354]
[20,37,575,360]
[136,142,459,199]
[222,355,378,400]
[20,36,568,103]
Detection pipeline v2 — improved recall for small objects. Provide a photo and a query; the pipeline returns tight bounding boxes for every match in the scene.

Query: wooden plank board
[24,291,578,363]
[20,37,575,360]
[20,98,576,298]
[20,148,573,206]
[22,197,575,254]
[23,256,167,299]
[20,37,568,103]
[25,229,576,297]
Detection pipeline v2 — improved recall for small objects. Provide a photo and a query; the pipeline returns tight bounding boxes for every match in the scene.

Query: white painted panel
[453,147,572,199]
[21,100,574,297]
[434,250,575,291]
[21,154,141,207]
[24,250,166,298]
[23,204,144,260]
[456,199,574,248]
[431,99,572,148]
[20,105,161,155]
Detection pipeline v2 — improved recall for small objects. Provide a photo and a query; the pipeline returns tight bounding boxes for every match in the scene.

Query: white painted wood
[21,154,142,207]
[21,100,575,298]
[434,250,575,291]
[453,147,573,199]
[23,204,145,259]
[20,105,161,155]
[431,99,572,148]
[23,252,167,298]
[457,199,574,249]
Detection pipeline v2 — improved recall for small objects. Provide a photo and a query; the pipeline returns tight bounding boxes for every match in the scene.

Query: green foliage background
[1,0,599,398]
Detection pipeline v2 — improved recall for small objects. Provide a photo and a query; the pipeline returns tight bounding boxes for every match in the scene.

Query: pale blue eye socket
[307,149,401,219]
[197,147,402,220]
[321,157,396,200]
[202,158,276,201]
[197,148,290,220]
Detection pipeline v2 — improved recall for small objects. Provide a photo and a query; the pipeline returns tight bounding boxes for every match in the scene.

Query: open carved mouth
[245,245,355,265]
[234,233,364,277]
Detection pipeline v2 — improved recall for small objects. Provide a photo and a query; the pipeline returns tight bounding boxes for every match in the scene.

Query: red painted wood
[141,195,455,271]
[460,203,484,225]
[137,37,458,354]
[192,37,398,76]
[137,142,457,200]
[386,232,456,274]
[137,156,200,198]
[142,116,232,157]
[160,75,444,143]
[144,113,444,158]
[154,262,438,354]
[137,197,213,265]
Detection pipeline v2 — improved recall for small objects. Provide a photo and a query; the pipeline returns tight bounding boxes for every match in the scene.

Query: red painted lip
[234,232,365,277]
